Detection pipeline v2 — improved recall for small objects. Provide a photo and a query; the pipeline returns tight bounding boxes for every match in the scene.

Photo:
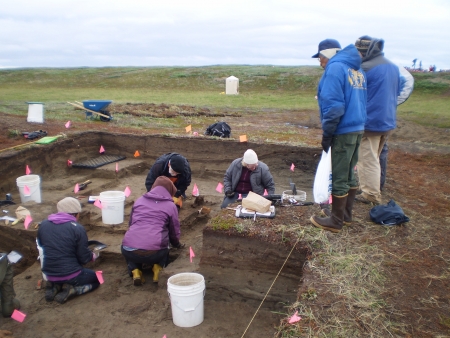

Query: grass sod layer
[1,66,450,337]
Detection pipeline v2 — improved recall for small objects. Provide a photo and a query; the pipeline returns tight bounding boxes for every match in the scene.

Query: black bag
[205,122,231,138]
[369,199,410,226]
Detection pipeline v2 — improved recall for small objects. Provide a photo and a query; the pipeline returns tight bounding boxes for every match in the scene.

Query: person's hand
[92,250,100,261]
[321,135,332,153]
[173,196,183,208]
[225,191,235,197]
[175,242,185,249]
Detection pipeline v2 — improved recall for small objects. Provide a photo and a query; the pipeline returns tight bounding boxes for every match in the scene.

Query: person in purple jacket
[37,197,100,304]
[121,176,183,286]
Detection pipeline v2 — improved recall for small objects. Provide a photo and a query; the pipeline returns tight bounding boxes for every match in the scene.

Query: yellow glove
[172,196,183,208]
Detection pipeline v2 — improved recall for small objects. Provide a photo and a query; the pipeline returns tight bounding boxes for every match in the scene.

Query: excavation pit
[0,132,319,337]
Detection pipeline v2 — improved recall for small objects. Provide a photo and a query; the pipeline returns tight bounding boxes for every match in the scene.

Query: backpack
[205,122,231,138]
[369,199,410,226]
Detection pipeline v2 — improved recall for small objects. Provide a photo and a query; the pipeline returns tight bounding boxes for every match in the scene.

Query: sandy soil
[0,107,449,337]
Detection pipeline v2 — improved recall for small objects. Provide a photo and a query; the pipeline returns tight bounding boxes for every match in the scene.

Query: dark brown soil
[0,107,449,338]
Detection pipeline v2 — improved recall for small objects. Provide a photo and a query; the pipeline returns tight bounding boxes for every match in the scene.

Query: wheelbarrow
[67,100,113,122]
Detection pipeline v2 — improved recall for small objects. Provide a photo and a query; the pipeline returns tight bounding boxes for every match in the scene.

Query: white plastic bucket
[16,175,41,203]
[99,191,125,225]
[167,273,205,327]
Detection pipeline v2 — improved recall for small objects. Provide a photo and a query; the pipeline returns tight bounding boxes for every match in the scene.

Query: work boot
[1,298,20,317]
[152,264,163,283]
[310,194,347,233]
[344,187,358,225]
[132,269,144,286]
[355,193,380,205]
[45,282,62,302]
[54,284,77,304]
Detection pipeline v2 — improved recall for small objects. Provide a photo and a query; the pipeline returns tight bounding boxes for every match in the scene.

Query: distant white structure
[226,76,239,95]
[27,102,45,123]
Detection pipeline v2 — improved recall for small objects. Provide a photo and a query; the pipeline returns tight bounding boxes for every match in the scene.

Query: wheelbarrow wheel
[99,111,112,122]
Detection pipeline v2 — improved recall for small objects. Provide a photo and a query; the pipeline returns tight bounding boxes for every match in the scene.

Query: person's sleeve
[262,168,276,195]
[320,66,346,137]
[223,162,234,194]
[175,159,192,197]
[397,66,414,105]
[145,162,163,192]
[75,226,94,265]
[168,206,181,247]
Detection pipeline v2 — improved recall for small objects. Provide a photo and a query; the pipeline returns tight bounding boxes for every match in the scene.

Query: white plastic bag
[313,149,332,203]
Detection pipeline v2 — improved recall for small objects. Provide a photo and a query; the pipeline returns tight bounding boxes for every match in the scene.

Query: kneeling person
[37,197,100,304]
[221,149,275,209]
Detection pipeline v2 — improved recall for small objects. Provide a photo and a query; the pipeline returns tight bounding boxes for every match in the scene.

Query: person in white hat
[37,197,100,304]
[221,149,275,208]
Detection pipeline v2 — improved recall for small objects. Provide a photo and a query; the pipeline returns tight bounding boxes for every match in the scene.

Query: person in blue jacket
[309,39,367,233]
[354,36,413,205]
[37,197,100,304]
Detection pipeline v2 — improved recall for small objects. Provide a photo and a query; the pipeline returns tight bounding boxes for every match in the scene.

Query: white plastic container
[226,76,239,95]
[16,174,42,203]
[99,191,125,225]
[167,273,205,327]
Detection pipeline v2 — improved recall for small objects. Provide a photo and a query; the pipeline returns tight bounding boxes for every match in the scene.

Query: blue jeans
[56,268,100,295]
[221,193,248,209]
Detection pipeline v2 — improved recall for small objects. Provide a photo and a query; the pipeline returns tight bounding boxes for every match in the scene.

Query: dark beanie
[355,35,373,56]
[169,154,185,174]
[152,176,177,197]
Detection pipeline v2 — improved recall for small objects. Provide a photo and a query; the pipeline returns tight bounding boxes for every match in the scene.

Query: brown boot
[344,187,358,225]
[310,194,347,233]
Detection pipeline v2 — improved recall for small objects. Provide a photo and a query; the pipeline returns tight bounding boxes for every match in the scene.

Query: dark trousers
[331,133,363,196]
[379,142,388,190]
[54,268,100,295]
[221,193,248,209]
[121,246,169,274]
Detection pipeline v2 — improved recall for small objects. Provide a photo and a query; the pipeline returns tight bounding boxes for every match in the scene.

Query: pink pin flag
[329,195,332,204]
[115,162,119,172]
[215,182,224,193]
[290,163,295,172]
[74,183,80,194]
[288,311,301,324]
[124,186,131,197]
[96,271,104,284]
[65,121,71,129]
[238,193,242,199]
[94,199,103,209]
[26,165,31,175]
[162,336,167,338]
[264,189,268,196]
[190,246,195,263]
[99,145,105,153]
[67,159,73,167]
[11,309,26,323]
[193,131,199,136]
[24,215,32,229]
[192,184,199,196]
[24,185,31,196]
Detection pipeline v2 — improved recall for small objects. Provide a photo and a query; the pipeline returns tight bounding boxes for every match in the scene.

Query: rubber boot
[1,298,20,317]
[152,264,163,283]
[45,282,62,302]
[310,194,347,233]
[132,269,144,286]
[54,284,77,304]
[344,187,358,225]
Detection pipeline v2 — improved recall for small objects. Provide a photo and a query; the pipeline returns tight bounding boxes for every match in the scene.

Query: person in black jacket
[37,197,100,304]
[144,153,191,208]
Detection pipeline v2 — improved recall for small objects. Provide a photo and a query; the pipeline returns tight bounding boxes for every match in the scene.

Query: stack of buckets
[16,175,42,203]
[167,273,205,327]
[99,191,125,225]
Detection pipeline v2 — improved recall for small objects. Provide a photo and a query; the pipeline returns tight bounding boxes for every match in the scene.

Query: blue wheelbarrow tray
[82,100,113,121]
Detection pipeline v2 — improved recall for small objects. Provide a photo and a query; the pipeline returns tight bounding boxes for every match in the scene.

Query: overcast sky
[1,0,449,70]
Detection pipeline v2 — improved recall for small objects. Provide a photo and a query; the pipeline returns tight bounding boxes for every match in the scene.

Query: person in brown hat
[37,197,100,304]
[122,176,183,285]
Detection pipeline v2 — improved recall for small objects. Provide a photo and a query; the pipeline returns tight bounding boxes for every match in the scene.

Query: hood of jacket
[142,185,173,202]
[327,44,362,71]
[362,38,384,62]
